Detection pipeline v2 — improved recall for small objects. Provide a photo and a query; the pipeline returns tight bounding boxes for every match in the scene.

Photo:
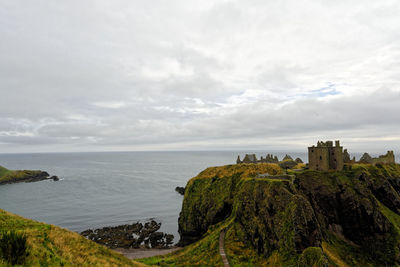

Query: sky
[1,0,400,154]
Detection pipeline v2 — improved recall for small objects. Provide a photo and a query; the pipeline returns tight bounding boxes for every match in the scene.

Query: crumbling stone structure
[237,154,279,164]
[239,154,257,164]
[343,149,352,163]
[295,158,304,164]
[308,140,344,171]
[373,151,395,165]
[236,141,395,172]
[359,151,395,165]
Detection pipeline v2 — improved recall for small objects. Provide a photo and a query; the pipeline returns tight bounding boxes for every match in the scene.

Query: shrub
[0,230,28,265]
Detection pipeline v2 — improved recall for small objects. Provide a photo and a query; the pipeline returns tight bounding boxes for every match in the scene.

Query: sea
[0,151,308,241]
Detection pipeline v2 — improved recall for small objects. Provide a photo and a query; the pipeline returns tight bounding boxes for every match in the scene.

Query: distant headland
[0,165,58,185]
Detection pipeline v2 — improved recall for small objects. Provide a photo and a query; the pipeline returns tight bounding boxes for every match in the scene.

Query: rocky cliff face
[178,163,400,266]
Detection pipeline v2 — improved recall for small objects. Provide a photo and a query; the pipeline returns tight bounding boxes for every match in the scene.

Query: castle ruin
[308,140,395,171]
[235,140,395,172]
[308,141,344,171]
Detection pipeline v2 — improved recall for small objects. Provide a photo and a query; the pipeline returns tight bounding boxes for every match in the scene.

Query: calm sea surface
[0,151,308,241]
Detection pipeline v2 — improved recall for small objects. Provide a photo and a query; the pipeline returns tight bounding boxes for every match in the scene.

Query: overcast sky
[1,0,400,154]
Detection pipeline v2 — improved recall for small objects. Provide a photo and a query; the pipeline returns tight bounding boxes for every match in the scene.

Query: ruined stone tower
[308,140,344,171]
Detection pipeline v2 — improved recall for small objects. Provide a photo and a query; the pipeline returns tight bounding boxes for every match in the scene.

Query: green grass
[0,209,145,266]
[138,221,230,266]
[379,200,400,232]
[0,169,44,184]
[0,166,11,178]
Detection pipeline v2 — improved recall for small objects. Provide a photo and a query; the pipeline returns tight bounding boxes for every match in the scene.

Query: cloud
[0,0,400,153]
[92,101,126,109]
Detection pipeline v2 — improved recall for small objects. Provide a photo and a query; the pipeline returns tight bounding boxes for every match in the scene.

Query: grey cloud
[0,0,400,152]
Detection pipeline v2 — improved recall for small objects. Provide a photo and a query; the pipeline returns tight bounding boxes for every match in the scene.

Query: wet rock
[175,186,185,195]
[50,176,59,181]
[80,220,174,249]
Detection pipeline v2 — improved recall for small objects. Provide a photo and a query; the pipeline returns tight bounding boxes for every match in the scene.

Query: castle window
[319,156,322,160]
[311,149,314,153]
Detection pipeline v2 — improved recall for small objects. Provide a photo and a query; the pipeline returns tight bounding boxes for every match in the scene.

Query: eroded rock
[81,220,174,249]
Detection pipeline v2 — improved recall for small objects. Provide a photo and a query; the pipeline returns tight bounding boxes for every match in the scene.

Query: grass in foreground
[0,209,145,266]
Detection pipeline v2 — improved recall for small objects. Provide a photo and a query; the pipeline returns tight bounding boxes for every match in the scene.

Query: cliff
[142,163,400,266]
[0,209,145,266]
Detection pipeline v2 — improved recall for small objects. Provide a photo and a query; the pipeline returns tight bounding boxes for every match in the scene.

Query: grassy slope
[0,209,145,267]
[138,163,400,266]
[138,220,230,267]
[0,166,11,178]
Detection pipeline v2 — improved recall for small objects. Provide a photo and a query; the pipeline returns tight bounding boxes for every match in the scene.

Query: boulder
[175,186,185,195]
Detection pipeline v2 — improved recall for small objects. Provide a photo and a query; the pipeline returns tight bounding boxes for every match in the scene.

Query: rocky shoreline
[81,220,174,249]
[0,170,59,185]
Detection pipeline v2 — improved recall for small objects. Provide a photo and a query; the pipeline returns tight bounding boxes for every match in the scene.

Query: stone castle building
[308,141,344,171]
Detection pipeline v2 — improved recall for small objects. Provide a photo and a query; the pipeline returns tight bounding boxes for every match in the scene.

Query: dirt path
[114,247,181,259]
[219,230,230,267]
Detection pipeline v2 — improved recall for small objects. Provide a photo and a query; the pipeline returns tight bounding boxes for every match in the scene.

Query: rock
[50,176,59,181]
[80,220,174,249]
[149,232,164,248]
[175,186,185,195]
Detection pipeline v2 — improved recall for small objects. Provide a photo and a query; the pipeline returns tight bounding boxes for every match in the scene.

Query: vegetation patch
[0,230,28,265]
[0,166,11,178]
[0,209,145,266]
[138,222,228,266]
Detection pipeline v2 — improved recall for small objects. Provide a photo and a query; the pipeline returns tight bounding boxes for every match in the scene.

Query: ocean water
[0,151,307,241]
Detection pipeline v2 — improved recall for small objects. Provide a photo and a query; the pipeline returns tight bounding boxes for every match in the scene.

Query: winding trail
[219,229,230,267]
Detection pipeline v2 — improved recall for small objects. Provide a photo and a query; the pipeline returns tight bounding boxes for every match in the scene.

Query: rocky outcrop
[81,220,174,249]
[175,186,185,195]
[0,171,57,185]
[178,163,400,265]
[235,180,322,255]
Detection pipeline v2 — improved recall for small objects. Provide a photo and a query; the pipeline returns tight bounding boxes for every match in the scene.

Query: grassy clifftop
[0,166,11,178]
[0,209,145,266]
[142,163,400,266]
